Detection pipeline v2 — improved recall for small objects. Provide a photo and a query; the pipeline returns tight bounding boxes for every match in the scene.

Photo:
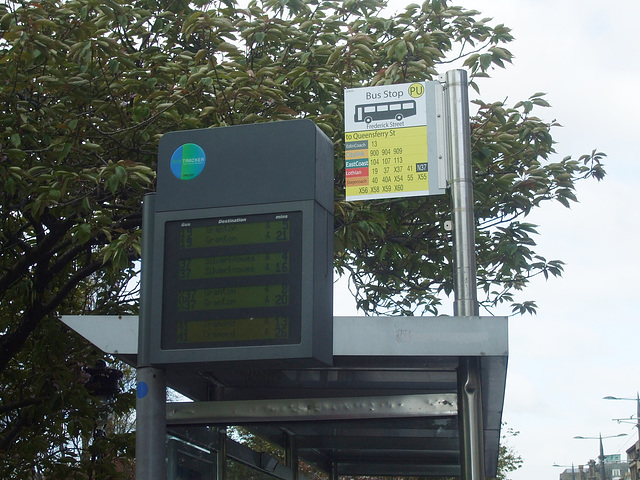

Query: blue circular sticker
[170,143,206,180]
[137,381,149,399]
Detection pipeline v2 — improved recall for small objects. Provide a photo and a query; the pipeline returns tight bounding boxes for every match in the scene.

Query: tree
[492,426,523,480]
[1,0,604,476]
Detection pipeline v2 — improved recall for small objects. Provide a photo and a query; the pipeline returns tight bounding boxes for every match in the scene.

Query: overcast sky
[335,1,640,479]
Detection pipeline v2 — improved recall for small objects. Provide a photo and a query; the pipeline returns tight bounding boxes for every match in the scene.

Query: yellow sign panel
[345,126,429,200]
[344,81,446,201]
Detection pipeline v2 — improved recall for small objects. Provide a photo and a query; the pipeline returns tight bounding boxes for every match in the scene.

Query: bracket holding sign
[343,81,449,201]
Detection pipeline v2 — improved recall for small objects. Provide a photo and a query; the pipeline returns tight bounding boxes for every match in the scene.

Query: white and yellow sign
[344,81,447,201]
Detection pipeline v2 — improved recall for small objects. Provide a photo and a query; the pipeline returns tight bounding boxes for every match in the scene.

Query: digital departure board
[161,211,303,350]
[145,121,334,366]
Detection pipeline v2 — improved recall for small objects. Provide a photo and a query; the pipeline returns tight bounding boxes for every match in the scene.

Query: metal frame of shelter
[62,69,509,480]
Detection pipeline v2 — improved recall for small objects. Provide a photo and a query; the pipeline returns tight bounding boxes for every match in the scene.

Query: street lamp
[604,393,640,444]
[574,433,627,480]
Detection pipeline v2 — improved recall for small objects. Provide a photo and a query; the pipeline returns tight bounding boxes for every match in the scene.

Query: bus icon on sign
[354,100,417,123]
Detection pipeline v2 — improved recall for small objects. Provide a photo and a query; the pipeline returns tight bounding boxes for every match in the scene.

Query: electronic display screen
[161,211,303,349]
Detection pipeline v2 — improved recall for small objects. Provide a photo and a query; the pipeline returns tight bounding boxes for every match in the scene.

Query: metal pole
[330,462,339,480]
[446,68,484,480]
[635,393,640,474]
[167,438,177,479]
[285,432,299,480]
[217,427,227,480]
[636,393,640,447]
[136,194,167,480]
[136,367,167,479]
[447,69,479,319]
[599,434,606,480]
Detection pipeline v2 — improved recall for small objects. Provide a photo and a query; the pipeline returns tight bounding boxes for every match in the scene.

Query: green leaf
[479,53,492,70]
[73,223,92,245]
[10,132,21,147]
[109,58,120,73]
[59,142,73,159]
[6,177,16,195]
[194,48,207,63]
[82,196,91,212]
[81,142,102,151]
[106,174,120,194]
[115,165,128,185]
[394,41,408,59]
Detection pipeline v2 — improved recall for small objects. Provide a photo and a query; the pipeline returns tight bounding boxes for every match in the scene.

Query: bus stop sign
[343,81,448,201]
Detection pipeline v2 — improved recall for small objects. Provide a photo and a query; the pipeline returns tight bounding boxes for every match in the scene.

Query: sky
[334,1,640,479]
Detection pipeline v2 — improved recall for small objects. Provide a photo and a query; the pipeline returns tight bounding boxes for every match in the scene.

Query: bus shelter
[63,314,508,479]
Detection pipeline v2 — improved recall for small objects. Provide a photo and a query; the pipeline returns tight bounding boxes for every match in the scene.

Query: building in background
[558,458,629,480]
[626,442,639,480]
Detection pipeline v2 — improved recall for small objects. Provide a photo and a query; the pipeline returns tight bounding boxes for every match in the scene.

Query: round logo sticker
[170,143,206,180]
[409,82,425,98]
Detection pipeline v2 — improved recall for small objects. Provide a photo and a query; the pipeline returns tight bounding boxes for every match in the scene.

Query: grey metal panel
[192,363,459,402]
[481,355,509,477]
[61,315,138,355]
[296,435,460,451]
[167,393,457,425]
[61,315,508,359]
[338,461,461,477]
[263,416,458,438]
[333,315,508,356]
[156,120,334,213]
